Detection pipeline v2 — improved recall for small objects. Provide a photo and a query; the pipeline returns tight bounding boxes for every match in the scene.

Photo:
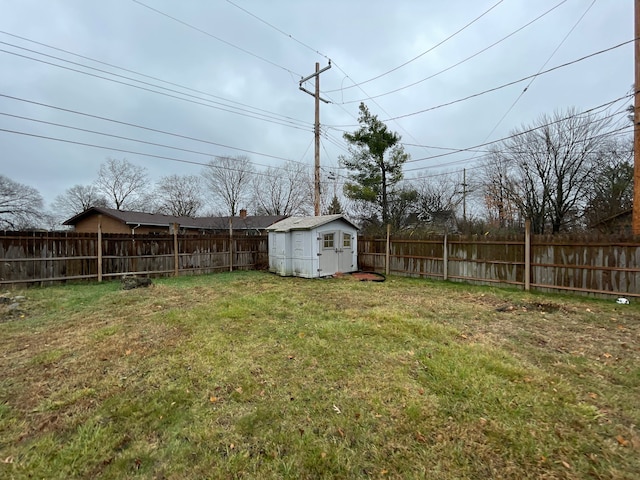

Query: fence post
[229,218,233,272]
[385,224,391,276]
[524,219,531,291]
[97,215,103,283]
[443,232,448,281]
[173,223,179,277]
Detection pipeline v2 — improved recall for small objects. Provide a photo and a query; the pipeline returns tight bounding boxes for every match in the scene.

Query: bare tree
[153,174,205,217]
[481,108,612,234]
[51,184,108,219]
[480,151,521,230]
[202,155,254,216]
[415,173,461,227]
[0,175,44,229]
[252,162,311,216]
[95,157,149,211]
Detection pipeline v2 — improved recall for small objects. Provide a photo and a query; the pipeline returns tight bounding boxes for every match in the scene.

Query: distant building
[63,207,285,235]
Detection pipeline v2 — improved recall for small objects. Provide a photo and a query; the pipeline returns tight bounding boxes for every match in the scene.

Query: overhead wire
[0,111,314,173]
[324,0,506,93]
[0,93,304,164]
[220,0,438,159]
[0,127,305,179]
[0,30,306,128]
[337,0,569,104]
[403,120,633,175]
[131,0,303,79]
[402,96,631,165]
[476,0,597,145]
[0,43,312,131]
[331,96,631,186]
[398,94,630,154]
[327,39,634,127]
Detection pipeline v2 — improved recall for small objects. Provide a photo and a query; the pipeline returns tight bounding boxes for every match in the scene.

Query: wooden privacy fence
[3,228,640,297]
[358,227,640,298]
[0,231,268,285]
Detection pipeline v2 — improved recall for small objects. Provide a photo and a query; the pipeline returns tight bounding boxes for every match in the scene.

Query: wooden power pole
[300,61,331,216]
[634,0,640,234]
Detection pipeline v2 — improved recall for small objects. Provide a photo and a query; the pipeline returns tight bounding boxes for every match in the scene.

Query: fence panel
[358,233,640,297]
[0,231,267,286]
[3,230,640,297]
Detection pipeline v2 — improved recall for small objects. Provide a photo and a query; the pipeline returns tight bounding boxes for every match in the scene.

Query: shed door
[339,231,354,272]
[318,230,353,275]
[318,231,338,275]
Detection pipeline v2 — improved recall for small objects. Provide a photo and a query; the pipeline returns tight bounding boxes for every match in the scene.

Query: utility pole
[462,168,468,223]
[300,61,331,216]
[633,0,640,234]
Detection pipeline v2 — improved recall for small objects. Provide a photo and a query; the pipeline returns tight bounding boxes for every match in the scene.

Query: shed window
[323,233,334,249]
[343,233,351,248]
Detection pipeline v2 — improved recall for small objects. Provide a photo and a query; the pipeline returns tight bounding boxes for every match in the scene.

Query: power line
[0,93,301,163]
[0,30,307,128]
[328,40,634,127]
[398,95,631,156]
[403,97,631,165]
[338,0,568,104]
[0,43,312,131]
[325,0,506,93]
[225,0,331,62]
[477,0,597,145]
[404,123,633,175]
[0,111,312,173]
[131,0,302,78]
[0,127,297,179]
[218,0,438,159]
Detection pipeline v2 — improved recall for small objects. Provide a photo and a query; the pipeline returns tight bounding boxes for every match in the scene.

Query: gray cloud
[0,0,633,209]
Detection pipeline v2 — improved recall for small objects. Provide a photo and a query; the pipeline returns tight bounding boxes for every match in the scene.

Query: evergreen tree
[340,103,409,225]
[325,194,343,215]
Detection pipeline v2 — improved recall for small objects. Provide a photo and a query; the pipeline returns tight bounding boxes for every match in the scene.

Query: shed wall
[269,219,358,278]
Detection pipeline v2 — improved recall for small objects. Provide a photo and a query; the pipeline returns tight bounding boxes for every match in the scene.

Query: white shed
[267,215,359,278]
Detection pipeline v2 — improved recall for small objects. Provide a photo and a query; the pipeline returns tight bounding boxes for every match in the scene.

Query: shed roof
[63,207,285,230]
[266,214,359,232]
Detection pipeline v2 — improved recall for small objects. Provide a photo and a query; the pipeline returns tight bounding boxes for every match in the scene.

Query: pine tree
[326,194,343,215]
[340,103,409,225]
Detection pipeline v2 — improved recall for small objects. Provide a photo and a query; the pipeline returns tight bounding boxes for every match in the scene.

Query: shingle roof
[63,207,285,230]
[266,214,359,232]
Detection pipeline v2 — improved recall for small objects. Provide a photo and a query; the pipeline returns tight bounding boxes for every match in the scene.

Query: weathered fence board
[3,230,640,297]
[358,233,640,297]
[0,231,267,285]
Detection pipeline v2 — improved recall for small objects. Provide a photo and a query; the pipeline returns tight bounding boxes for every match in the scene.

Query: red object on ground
[349,271,386,282]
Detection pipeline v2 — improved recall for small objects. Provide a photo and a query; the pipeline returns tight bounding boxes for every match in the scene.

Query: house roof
[266,214,359,232]
[63,207,286,230]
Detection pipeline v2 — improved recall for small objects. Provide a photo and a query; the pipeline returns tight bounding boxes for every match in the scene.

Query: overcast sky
[0,0,633,212]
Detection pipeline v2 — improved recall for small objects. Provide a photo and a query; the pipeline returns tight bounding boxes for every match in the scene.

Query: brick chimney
[239,208,247,218]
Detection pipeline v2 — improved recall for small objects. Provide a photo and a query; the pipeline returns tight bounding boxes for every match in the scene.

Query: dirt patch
[0,293,27,322]
[495,302,563,314]
[475,302,640,362]
[348,271,386,282]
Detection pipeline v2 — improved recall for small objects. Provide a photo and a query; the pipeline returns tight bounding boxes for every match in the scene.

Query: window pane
[323,233,334,248]
[343,234,351,247]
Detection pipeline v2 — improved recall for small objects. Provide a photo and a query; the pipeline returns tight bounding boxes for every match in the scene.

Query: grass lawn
[1,271,639,479]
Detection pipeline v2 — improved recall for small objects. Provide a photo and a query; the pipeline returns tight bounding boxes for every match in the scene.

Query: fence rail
[358,228,640,297]
[0,231,267,285]
[2,229,640,297]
